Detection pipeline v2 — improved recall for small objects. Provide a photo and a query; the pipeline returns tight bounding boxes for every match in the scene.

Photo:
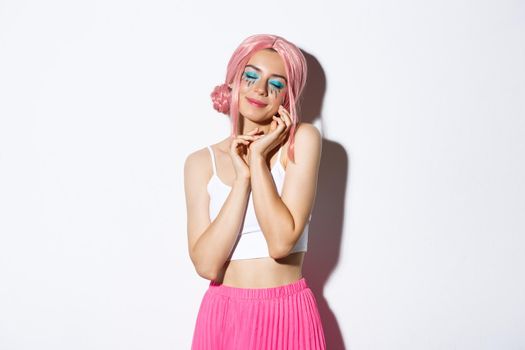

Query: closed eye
[244,72,258,79]
[270,81,284,89]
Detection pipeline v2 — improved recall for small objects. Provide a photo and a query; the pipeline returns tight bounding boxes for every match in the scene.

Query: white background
[1,0,524,349]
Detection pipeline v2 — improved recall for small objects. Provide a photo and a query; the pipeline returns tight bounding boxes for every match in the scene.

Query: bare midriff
[215,252,305,288]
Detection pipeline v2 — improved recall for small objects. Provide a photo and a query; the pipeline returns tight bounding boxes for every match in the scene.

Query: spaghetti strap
[207,146,217,175]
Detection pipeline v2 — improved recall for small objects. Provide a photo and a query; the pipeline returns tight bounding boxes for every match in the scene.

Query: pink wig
[210,34,308,163]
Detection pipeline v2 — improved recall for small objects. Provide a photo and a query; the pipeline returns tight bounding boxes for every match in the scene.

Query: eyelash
[243,72,284,91]
[244,72,258,80]
[271,81,284,89]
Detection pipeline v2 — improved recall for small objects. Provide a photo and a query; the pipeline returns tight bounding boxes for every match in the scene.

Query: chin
[239,104,266,118]
[241,114,270,125]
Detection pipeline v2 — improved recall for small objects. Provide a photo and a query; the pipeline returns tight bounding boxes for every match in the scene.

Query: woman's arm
[249,123,322,259]
[184,150,251,281]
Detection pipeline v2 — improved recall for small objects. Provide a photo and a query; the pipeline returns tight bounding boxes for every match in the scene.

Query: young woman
[184,34,326,349]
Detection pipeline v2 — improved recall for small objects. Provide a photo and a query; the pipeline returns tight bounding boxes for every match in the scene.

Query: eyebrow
[245,64,287,82]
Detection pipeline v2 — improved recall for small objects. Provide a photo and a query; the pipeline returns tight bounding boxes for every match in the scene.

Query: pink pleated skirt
[191,277,326,350]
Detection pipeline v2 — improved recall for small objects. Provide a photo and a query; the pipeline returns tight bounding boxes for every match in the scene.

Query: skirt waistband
[208,277,308,300]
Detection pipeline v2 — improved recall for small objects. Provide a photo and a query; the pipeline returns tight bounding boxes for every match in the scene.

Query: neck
[238,116,272,135]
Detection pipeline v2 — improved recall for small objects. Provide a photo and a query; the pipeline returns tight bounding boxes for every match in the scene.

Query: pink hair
[210,34,308,163]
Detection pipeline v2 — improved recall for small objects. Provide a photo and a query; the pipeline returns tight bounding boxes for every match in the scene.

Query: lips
[246,97,268,108]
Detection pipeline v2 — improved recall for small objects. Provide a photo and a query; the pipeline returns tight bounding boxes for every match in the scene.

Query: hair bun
[210,83,231,115]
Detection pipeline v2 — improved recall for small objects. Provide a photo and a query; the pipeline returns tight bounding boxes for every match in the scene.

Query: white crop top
[206,145,309,260]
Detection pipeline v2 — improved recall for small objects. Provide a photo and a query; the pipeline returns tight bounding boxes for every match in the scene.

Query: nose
[253,79,267,96]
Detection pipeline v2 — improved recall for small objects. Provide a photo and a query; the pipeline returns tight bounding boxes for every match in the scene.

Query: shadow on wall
[300,50,348,350]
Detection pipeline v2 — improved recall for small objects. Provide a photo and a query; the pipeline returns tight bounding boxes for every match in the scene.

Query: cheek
[274,90,286,103]
[277,87,287,98]
[281,91,289,105]
[239,80,251,94]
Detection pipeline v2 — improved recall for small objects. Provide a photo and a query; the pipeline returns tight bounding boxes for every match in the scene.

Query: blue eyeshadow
[244,72,258,79]
[270,80,284,89]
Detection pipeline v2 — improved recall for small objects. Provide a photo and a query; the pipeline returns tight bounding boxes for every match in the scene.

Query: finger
[236,135,260,141]
[231,138,250,150]
[272,115,286,131]
[234,139,250,147]
[278,114,290,131]
[239,129,261,138]
[278,106,292,129]
[283,113,292,129]
[279,105,290,118]
[232,137,250,144]
[234,141,250,155]
[272,117,285,133]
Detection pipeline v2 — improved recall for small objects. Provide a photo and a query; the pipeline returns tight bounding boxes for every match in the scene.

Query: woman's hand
[229,127,262,182]
[249,105,292,160]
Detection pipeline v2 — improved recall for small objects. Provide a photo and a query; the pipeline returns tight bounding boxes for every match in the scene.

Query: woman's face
[237,49,288,124]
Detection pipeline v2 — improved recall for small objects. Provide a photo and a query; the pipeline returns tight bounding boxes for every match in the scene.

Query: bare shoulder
[294,123,322,146]
[284,123,322,166]
[184,136,231,179]
[184,147,212,184]
[184,147,208,170]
